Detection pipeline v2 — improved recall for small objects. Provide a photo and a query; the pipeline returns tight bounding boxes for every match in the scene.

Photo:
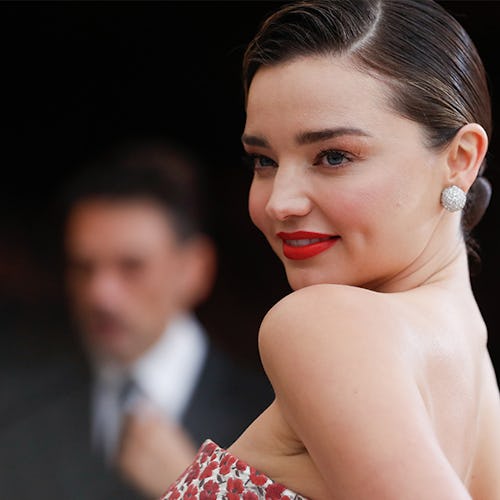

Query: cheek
[319,184,380,229]
[361,173,409,210]
[128,275,173,335]
[127,266,168,309]
[145,264,178,300]
[248,181,270,233]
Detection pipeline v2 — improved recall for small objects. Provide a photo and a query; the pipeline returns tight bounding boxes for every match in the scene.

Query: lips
[277,231,339,260]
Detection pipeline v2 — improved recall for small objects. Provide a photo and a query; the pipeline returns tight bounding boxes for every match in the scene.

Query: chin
[285,268,339,291]
[85,336,135,365]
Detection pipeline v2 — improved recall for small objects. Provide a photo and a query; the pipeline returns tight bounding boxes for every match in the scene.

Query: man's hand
[115,403,197,498]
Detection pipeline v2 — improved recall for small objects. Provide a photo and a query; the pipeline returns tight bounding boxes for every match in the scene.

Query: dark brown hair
[61,139,208,242]
[243,0,492,251]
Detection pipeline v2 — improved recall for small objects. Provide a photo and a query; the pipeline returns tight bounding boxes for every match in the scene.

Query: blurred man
[0,140,273,500]
[64,140,274,496]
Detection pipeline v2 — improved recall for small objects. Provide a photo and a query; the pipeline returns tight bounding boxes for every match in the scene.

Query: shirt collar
[94,313,208,421]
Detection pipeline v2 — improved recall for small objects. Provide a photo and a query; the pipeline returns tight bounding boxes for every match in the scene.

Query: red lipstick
[277,231,339,260]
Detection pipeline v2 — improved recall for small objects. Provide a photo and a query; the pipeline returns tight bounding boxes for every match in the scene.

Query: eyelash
[242,149,352,172]
[241,153,276,171]
[314,149,351,168]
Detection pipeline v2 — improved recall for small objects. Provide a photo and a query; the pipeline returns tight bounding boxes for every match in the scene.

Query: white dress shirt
[91,313,208,462]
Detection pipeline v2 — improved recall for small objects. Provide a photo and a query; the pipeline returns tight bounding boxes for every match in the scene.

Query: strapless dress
[160,439,309,499]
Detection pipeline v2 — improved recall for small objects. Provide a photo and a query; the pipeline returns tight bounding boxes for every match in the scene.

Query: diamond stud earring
[440,185,466,212]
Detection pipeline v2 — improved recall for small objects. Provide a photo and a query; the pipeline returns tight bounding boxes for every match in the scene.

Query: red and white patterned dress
[160,439,309,499]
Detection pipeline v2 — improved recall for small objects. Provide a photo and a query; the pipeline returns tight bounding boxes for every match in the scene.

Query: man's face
[65,199,193,365]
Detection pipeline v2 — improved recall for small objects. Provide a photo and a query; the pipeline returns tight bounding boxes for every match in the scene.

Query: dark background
[0,1,498,377]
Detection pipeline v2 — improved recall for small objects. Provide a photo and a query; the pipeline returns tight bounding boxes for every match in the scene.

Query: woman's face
[245,55,447,291]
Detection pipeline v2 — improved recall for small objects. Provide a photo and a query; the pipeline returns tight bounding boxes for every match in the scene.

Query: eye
[314,149,351,168]
[242,153,277,171]
[120,258,145,276]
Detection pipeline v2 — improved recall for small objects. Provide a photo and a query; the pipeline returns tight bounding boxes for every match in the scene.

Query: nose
[82,268,123,309]
[265,165,312,221]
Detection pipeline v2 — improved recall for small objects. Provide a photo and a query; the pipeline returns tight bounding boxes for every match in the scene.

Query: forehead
[245,55,394,134]
[65,198,178,255]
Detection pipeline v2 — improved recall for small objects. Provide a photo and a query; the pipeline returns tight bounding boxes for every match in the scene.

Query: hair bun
[463,176,492,232]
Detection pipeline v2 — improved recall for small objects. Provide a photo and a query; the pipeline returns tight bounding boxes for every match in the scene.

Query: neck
[372,219,474,294]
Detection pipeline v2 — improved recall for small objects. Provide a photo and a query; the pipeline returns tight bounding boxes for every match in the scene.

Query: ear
[177,235,217,309]
[444,123,488,192]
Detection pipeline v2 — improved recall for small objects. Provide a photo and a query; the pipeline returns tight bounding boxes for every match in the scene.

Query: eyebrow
[296,127,371,145]
[241,127,371,148]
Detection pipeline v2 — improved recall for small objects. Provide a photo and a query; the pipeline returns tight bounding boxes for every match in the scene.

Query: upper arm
[259,285,471,499]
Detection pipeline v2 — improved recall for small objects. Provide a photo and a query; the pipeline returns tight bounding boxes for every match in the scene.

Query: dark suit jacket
[0,342,274,500]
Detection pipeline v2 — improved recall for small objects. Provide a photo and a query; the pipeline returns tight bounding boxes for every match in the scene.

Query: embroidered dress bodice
[161,439,309,499]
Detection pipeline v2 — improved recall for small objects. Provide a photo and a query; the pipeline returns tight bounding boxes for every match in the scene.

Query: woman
[162,0,500,498]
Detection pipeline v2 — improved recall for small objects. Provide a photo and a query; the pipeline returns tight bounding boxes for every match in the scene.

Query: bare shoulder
[261,283,399,329]
[257,284,472,497]
[259,283,407,377]
[258,283,414,409]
